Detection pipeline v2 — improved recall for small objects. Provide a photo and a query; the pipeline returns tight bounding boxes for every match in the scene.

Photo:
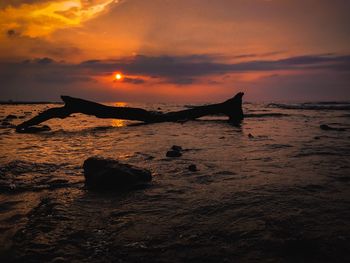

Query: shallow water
[0,102,350,262]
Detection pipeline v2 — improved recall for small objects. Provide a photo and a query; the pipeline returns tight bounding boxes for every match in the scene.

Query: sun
[115,73,123,80]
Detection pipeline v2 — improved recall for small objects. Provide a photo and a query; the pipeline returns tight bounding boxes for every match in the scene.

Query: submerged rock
[188,164,198,172]
[16,125,51,133]
[1,121,12,126]
[166,145,183,157]
[4,114,17,120]
[83,157,152,190]
[166,150,182,157]
[320,124,346,131]
[171,145,183,151]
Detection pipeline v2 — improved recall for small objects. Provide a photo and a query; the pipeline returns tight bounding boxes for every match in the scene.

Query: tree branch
[16,92,244,132]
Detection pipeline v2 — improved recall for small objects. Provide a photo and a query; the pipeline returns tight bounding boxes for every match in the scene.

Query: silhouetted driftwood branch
[16,92,244,132]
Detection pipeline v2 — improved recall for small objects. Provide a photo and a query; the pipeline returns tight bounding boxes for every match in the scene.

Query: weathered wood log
[16,92,244,132]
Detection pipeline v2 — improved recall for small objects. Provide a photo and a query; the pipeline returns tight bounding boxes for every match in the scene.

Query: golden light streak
[0,0,117,37]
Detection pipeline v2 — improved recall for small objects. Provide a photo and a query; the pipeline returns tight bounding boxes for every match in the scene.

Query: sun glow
[115,73,123,80]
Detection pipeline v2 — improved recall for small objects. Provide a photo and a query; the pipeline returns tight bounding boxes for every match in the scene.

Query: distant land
[0,101,61,105]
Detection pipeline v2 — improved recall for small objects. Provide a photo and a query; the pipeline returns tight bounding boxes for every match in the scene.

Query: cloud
[35,57,55,64]
[1,53,349,88]
[6,29,19,37]
[1,53,349,102]
[74,53,350,84]
[122,77,145,84]
[0,0,117,37]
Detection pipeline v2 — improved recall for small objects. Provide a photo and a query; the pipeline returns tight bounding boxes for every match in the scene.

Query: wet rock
[1,121,12,126]
[171,145,183,151]
[188,164,198,172]
[320,124,346,131]
[166,145,183,157]
[4,114,17,120]
[83,157,152,190]
[16,125,51,133]
[166,150,182,157]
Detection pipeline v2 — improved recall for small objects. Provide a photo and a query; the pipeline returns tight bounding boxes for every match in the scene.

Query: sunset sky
[0,0,349,102]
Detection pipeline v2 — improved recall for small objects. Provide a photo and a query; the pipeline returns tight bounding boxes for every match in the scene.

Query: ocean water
[0,101,349,262]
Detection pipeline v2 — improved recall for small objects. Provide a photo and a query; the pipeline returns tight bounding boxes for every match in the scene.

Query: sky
[0,0,349,102]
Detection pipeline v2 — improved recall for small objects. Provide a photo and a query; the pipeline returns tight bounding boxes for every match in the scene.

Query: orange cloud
[0,0,117,37]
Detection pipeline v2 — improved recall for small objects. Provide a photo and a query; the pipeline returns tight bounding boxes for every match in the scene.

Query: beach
[1,101,350,262]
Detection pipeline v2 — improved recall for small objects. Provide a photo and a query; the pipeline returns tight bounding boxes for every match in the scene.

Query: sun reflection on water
[111,119,126,127]
[115,102,127,107]
[111,102,128,127]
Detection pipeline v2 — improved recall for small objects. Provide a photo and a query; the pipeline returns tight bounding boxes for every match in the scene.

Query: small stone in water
[188,164,198,172]
[4,114,17,120]
[16,125,51,133]
[166,150,182,157]
[320,124,345,131]
[171,145,183,151]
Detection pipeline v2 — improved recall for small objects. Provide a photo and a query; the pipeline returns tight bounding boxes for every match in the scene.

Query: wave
[245,113,290,118]
[268,102,350,111]
[0,160,82,192]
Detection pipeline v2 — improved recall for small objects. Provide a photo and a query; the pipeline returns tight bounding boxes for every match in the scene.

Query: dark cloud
[6,29,19,37]
[74,53,350,83]
[81,59,102,64]
[5,53,343,87]
[35,57,55,64]
[122,77,145,84]
[1,53,350,89]
[29,45,82,59]
[35,73,93,84]
[231,51,285,60]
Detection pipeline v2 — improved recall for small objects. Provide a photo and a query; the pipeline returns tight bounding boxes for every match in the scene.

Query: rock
[166,150,182,157]
[1,121,11,126]
[4,114,17,120]
[171,145,183,151]
[166,145,183,157]
[314,136,320,140]
[16,125,51,133]
[188,164,198,172]
[248,133,254,138]
[320,124,346,131]
[83,157,152,190]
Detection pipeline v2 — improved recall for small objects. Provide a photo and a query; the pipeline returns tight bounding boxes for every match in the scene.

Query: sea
[0,100,349,262]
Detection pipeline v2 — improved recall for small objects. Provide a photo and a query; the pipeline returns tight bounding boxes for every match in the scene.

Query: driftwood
[16,92,244,132]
